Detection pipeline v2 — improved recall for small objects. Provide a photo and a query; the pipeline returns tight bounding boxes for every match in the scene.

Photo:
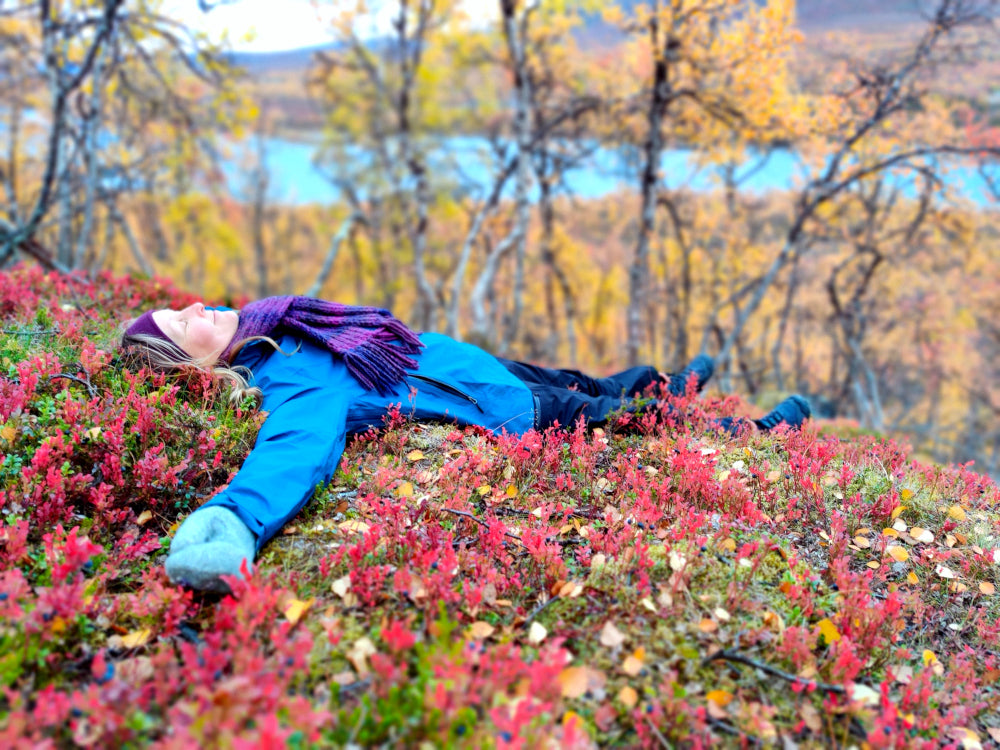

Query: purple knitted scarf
[222,296,423,395]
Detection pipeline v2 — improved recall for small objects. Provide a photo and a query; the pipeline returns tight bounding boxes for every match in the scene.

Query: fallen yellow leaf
[866,561,880,569]
[762,611,785,633]
[347,637,377,676]
[527,621,547,644]
[949,727,982,750]
[854,535,871,549]
[621,651,644,677]
[284,598,315,625]
[476,485,492,496]
[935,564,957,579]
[468,621,495,640]
[338,519,370,533]
[698,618,719,634]
[136,510,153,526]
[406,450,424,461]
[980,581,996,595]
[800,702,822,733]
[887,545,909,563]
[948,505,967,522]
[892,505,906,520]
[900,489,914,502]
[599,621,627,648]
[331,575,351,598]
[718,537,737,553]
[121,628,152,649]
[765,470,781,483]
[817,618,841,644]
[506,485,518,498]
[906,571,919,585]
[395,482,414,498]
[847,683,880,706]
[910,527,934,544]
[882,528,900,538]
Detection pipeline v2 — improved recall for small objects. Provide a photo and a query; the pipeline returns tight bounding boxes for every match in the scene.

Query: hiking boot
[712,416,747,436]
[666,354,715,397]
[754,395,811,432]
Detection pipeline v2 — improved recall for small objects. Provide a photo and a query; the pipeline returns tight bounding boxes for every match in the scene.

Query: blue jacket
[201,332,535,548]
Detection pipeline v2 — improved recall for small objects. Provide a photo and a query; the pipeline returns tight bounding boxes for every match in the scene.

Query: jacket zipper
[407,373,485,413]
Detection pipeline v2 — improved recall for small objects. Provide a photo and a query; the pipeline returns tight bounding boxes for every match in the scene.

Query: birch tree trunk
[627,0,669,366]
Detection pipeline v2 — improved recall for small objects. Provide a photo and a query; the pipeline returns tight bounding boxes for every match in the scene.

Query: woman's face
[152,303,239,362]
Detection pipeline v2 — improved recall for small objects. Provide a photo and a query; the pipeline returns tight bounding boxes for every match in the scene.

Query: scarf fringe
[224,296,423,394]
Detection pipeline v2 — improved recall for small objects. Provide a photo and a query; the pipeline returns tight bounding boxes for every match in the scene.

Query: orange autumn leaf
[706,689,733,706]
[558,666,589,699]
[618,685,638,708]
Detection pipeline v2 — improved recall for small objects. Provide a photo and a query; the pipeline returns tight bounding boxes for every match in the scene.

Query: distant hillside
[232,0,994,131]
[231,0,930,76]
[230,44,334,75]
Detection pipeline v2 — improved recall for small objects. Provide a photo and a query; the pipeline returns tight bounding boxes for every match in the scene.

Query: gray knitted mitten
[165,506,256,593]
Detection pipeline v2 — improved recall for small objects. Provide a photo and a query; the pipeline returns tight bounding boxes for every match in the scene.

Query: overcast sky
[164,0,495,53]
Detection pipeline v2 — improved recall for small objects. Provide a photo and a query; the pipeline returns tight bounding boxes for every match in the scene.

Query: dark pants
[496,359,662,430]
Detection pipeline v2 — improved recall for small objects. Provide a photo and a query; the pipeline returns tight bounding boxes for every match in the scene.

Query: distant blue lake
[222,135,998,208]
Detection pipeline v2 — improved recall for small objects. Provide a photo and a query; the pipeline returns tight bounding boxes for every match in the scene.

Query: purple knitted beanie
[124,311,186,358]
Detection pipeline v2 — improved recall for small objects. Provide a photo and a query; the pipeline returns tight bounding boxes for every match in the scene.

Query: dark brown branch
[703,648,847,694]
[49,373,97,398]
[441,507,523,545]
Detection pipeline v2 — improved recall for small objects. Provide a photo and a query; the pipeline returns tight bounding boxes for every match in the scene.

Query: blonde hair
[118,323,273,405]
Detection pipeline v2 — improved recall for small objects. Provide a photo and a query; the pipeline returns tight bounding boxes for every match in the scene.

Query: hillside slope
[1,267,999,747]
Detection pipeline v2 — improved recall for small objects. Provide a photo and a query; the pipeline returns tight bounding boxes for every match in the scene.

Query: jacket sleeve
[200,344,351,550]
